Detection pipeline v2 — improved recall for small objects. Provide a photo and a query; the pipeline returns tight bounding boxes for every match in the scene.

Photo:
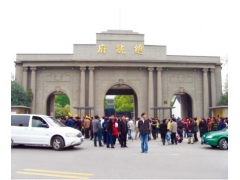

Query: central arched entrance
[104,84,138,119]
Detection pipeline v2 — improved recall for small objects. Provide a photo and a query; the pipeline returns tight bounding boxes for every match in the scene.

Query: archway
[46,91,70,117]
[170,92,193,119]
[104,84,138,119]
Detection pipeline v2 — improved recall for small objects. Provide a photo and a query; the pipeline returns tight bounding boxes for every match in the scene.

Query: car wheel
[211,145,217,148]
[52,136,64,151]
[219,138,228,150]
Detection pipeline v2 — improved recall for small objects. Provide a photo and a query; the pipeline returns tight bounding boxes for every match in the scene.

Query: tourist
[112,118,119,145]
[156,118,160,138]
[170,118,178,145]
[199,118,208,138]
[134,118,140,140]
[211,118,218,131]
[118,115,128,148]
[188,119,195,144]
[102,116,109,145]
[193,118,199,142]
[75,116,82,131]
[84,116,91,139]
[159,119,167,145]
[165,130,171,145]
[106,115,115,148]
[127,117,134,141]
[138,113,149,153]
[66,116,75,128]
[218,118,226,130]
[92,115,103,147]
[151,118,157,140]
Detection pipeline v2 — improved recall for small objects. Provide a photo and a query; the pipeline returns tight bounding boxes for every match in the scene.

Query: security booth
[11,106,31,114]
[209,106,228,118]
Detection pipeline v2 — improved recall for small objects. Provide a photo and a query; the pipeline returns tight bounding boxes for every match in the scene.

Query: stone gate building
[14,30,222,119]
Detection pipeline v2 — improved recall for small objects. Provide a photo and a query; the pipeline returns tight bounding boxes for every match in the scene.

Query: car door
[11,115,30,144]
[28,116,51,145]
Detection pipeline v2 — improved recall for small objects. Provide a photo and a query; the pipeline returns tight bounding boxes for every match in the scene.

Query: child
[166,130,171,145]
[176,135,182,143]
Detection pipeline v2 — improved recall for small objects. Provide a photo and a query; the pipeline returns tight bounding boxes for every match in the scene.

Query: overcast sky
[12,0,228,82]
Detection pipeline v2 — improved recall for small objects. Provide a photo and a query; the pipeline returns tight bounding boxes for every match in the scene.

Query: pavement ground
[11,132,228,179]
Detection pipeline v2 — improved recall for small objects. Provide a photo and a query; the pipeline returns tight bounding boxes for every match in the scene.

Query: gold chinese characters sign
[116,45,125,54]
[97,44,143,54]
[134,45,143,54]
[97,44,107,54]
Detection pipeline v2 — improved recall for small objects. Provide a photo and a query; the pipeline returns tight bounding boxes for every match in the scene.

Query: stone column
[30,67,37,113]
[89,67,95,116]
[148,67,154,118]
[22,67,28,90]
[157,67,163,119]
[80,67,86,117]
[203,68,209,118]
[210,68,217,107]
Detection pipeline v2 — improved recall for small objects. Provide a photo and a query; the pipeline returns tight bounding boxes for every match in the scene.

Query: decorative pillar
[30,67,37,113]
[157,67,163,120]
[148,67,154,118]
[210,68,217,107]
[22,67,28,90]
[89,67,95,116]
[80,67,86,117]
[203,68,209,118]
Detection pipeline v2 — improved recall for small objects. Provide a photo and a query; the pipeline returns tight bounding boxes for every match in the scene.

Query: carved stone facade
[14,30,222,119]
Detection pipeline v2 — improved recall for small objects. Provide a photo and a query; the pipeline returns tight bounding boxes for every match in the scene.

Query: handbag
[188,133,192,137]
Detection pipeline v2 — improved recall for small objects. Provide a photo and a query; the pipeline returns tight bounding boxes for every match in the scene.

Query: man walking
[92,115,102,147]
[118,115,128,148]
[170,118,178,145]
[84,116,91,139]
[138,113,149,153]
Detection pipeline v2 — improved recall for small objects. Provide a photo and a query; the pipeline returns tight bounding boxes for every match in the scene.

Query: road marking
[16,171,89,179]
[16,169,94,179]
[23,169,93,176]
[132,152,179,155]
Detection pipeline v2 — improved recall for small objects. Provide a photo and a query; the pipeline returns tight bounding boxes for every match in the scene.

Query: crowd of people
[56,114,228,152]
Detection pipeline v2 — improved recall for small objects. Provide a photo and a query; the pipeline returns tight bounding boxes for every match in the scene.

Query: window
[11,115,30,127]
[45,116,65,127]
[32,116,47,128]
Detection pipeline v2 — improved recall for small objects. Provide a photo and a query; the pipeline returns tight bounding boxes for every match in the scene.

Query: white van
[11,114,84,150]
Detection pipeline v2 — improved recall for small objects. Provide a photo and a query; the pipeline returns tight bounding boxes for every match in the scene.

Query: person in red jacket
[112,118,119,145]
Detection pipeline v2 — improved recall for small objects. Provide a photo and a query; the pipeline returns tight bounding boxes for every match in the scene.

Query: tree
[218,74,228,105]
[104,97,107,109]
[218,56,228,105]
[55,103,70,117]
[11,81,32,106]
[114,95,134,112]
[55,94,70,107]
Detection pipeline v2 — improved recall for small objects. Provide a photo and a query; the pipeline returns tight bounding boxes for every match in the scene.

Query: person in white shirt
[127,117,134,141]
[135,118,140,140]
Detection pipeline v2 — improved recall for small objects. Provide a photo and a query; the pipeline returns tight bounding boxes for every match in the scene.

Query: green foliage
[55,94,70,107]
[218,74,228,105]
[11,81,32,106]
[114,95,134,112]
[104,97,107,109]
[55,103,70,117]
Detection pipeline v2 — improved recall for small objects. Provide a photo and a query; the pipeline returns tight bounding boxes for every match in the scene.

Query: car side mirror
[42,124,49,128]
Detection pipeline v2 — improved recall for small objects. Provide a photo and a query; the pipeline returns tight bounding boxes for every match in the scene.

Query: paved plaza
[11,133,228,179]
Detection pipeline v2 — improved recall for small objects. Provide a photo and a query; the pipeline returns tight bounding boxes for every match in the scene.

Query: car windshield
[222,127,228,131]
[45,117,66,127]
